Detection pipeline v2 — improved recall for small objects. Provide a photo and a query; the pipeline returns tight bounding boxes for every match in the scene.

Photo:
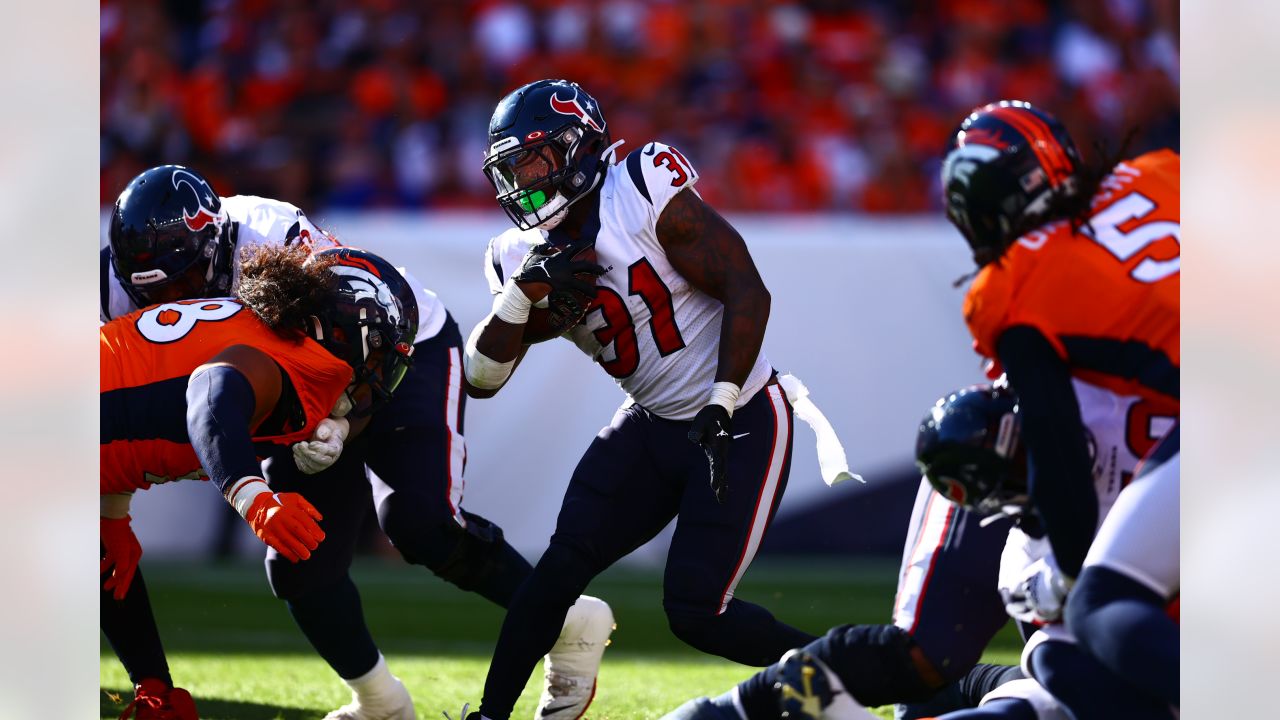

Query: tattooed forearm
[657,189,770,387]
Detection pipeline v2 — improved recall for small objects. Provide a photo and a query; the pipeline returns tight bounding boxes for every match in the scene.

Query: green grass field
[100,557,1022,719]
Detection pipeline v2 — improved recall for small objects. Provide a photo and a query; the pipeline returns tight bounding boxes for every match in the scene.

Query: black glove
[688,404,732,504]
[513,241,605,298]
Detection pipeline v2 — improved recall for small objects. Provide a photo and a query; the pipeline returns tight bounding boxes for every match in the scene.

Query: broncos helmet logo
[330,264,403,339]
[171,168,221,232]
[549,90,603,132]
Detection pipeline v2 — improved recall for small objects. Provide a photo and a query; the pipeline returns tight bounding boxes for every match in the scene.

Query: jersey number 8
[136,299,242,344]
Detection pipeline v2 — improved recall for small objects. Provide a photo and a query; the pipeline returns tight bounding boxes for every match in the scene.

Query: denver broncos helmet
[941,101,1082,266]
[483,79,612,231]
[109,165,233,307]
[305,248,419,417]
[915,383,1027,516]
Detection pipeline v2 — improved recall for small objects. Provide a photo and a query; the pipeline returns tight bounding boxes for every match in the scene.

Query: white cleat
[325,670,416,720]
[535,596,615,720]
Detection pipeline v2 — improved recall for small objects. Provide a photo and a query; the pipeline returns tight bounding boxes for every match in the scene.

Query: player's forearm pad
[464,334,516,390]
[493,278,533,325]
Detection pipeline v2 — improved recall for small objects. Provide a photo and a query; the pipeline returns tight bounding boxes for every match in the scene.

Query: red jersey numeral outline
[653,146,694,188]
[589,258,686,379]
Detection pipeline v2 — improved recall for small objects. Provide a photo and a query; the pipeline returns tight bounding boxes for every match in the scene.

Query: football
[522,245,599,344]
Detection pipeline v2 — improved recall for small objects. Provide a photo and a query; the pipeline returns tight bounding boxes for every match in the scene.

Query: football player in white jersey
[661,380,1175,720]
[456,79,816,720]
[101,165,614,720]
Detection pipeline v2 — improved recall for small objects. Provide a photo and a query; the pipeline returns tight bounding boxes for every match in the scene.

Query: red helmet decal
[960,127,1010,151]
[526,130,546,140]
[336,253,382,277]
[170,168,220,231]
[943,477,968,505]
[550,91,603,132]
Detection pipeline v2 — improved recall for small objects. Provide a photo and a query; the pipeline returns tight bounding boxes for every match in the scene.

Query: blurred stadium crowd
[101,0,1179,213]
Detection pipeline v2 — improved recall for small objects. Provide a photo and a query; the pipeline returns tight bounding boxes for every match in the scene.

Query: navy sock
[286,574,380,679]
[736,662,782,720]
[1067,566,1179,707]
[1030,639,1174,720]
[101,565,172,687]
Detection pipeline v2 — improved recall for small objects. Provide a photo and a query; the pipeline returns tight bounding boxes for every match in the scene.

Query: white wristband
[463,325,516,390]
[100,492,134,519]
[707,381,741,417]
[494,279,533,325]
[226,476,271,518]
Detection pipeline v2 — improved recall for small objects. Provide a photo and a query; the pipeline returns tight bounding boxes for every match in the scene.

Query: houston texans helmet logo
[550,90,603,132]
[171,168,221,231]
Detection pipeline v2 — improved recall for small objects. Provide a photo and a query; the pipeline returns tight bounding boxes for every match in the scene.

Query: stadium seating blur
[100,0,1179,215]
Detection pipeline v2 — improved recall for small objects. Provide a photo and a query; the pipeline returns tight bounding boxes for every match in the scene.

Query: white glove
[1000,555,1072,625]
[291,417,350,474]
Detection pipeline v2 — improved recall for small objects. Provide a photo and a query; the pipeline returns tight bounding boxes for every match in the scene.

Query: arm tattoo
[657,189,770,387]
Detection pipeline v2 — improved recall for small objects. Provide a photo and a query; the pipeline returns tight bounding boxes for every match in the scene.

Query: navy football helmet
[915,383,1027,516]
[941,100,1082,266]
[305,248,419,417]
[482,79,612,231]
[108,165,233,307]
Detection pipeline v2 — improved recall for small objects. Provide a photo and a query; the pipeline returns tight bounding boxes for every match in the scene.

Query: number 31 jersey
[486,141,773,420]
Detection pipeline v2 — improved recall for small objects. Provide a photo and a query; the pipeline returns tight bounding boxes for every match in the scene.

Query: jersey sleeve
[100,247,139,323]
[287,210,336,250]
[622,141,701,219]
[962,265,1015,359]
[484,228,543,295]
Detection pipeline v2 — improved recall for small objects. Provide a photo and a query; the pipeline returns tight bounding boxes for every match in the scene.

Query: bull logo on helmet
[171,168,221,232]
[550,90,603,132]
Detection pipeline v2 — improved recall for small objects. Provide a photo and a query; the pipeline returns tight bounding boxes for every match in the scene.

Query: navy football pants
[263,314,532,679]
[894,479,1018,719]
[479,382,816,720]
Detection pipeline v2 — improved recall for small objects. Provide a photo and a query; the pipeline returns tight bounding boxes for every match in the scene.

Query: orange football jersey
[964,150,1180,411]
[100,298,353,494]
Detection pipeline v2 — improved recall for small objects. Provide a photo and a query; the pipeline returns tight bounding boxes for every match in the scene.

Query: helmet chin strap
[601,138,625,166]
[533,138,623,231]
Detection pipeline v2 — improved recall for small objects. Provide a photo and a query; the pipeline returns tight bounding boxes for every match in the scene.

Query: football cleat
[118,678,199,720]
[325,675,416,720]
[775,648,876,720]
[535,595,615,720]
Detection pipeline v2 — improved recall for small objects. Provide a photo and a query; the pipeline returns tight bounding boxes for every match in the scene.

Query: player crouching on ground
[101,245,416,719]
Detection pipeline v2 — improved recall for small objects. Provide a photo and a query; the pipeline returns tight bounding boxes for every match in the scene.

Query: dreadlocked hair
[1046,126,1140,238]
[236,244,337,338]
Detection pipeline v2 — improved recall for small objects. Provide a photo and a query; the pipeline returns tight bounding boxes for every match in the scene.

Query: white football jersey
[996,378,1178,589]
[485,141,772,420]
[101,195,445,343]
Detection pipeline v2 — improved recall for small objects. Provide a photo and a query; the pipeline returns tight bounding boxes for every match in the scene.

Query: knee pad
[265,549,350,601]
[426,510,515,590]
[819,624,941,707]
[381,512,459,569]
